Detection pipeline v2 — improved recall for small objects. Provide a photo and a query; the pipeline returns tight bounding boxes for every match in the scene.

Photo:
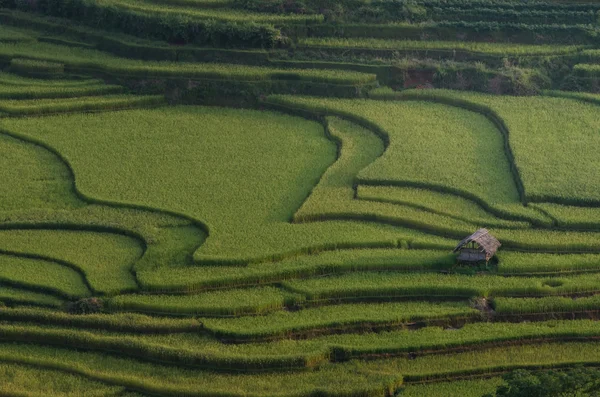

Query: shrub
[68,297,104,314]
[485,366,600,397]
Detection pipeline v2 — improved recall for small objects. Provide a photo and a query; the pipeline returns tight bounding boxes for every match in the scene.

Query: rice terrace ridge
[1,0,600,395]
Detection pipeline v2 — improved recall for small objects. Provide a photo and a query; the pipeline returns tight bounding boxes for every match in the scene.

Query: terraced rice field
[1,0,600,395]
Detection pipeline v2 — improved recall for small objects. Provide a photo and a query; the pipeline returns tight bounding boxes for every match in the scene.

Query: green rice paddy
[0,3,600,395]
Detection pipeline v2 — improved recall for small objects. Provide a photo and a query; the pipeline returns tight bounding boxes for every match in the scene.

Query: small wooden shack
[453,228,500,264]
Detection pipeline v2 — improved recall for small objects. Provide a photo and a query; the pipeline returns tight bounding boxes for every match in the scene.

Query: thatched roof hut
[453,228,500,263]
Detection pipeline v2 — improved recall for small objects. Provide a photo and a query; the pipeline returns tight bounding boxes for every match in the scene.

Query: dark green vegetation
[484,367,600,397]
[1,0,600,395]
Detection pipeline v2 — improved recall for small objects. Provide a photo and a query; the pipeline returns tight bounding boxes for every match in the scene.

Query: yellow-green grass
[0,229,143,295]
[493,295,600,315]
[491,228,600,252]
[209,319,600,360]
[0,317,321,370]
[0,81,125,99]
[8,317,600,368]
[0,285,64,308]
[294,117,385,218]
[298,189,518,239]
[544,90,600,106]
[357,342,600,382]
[532,203,600,229]
[129,332,328,370]
[0,126,206,282]
[581,49,600,58]
[377,89,600,206]
[283,272,600,301]
[0,343,402,397]
[266,96,529,223]
[573,63,600,77]
[108,286,301,316]
[3,340,600,395]
[299,37,586,56]
[399,378,503,397]
[200,301,478,341]
[0,322,324,371]
[0,307,202,333]
[1,321,598,396]
[30,315,600,373]
[0,72,104,87]
[0,129,206,278]
[1,106,453,265]
[0,95,166,116]
[136,319,600,362]
[136,248,458,292]
[0,133,80,212]
[292,116,528,233]
[497,251,600,275]
[357,185,535,228]
[9,317,600,372]
[0,41,376,85]
[0,207,207,277]
[0,124,205,272]
[0,254,89,299]
[0,362,124,396]
[101,0,323,23]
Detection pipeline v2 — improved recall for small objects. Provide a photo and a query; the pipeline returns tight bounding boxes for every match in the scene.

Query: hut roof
[452,228,500,257]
